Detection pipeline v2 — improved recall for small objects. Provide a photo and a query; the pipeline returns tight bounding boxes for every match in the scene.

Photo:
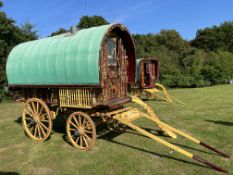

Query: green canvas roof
[6,24,118,86]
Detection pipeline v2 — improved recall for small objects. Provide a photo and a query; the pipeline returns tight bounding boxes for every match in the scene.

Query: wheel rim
[66,112,96,150]
[22,98,52,142]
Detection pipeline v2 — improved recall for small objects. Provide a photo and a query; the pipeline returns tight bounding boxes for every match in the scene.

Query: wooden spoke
[22,98,52,142]
[25,116,33,123]
[29,125,34,133]
[25,105,34,116]
[83,136,89,147]
[75,136,80,143]
[25,115,33,120]
[40,119,49,123]
[70,121,78,129]
[80,136,83,147]
[84,130,92,134]
[78,115,82,126]
[38,105,44,115]
[41,113,47,118]
[83,124,90,129]
[83,132,92,141]
[66,111,96,151]
[39,121,49,131]
[24,109,32,116]
[82,118,87,127]
[73,116,80,127]
[37,124,42,139]
[36,102,39,113]
[31,101,37,114]
[34,124,38,137]
[38,124,46,137]
[27,121,34,127]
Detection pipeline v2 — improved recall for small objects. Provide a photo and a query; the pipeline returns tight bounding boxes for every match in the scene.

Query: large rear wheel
[22,98,52,142]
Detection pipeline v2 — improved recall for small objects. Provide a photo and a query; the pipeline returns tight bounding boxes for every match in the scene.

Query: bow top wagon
[7,23,135,109]
[7,23,136,149]
[6,23,230,173]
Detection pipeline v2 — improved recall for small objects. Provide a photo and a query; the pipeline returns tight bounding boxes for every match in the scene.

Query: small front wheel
[66,112,96,150]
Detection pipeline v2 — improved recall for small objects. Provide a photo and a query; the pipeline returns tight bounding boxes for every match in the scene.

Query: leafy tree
[50,28,67,36]
[77,15,109,29]
[155,30,192,57]
[201,51,233,85]
[20,20,38,41]
[191,21,233,53]
[0,2,38,99]
[49,15,109,36]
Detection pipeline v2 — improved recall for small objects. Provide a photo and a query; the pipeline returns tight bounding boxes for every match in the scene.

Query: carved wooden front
[101,36,128,101]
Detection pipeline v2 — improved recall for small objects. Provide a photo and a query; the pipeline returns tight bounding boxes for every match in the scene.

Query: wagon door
[105,37,128,100]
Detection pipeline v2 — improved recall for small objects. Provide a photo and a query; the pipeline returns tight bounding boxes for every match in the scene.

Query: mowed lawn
[0,85,232,175]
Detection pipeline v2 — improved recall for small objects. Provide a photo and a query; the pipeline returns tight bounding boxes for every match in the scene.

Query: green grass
[0,85,232,175]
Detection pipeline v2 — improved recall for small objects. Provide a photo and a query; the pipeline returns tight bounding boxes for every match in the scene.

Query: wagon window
[107,38,117,65]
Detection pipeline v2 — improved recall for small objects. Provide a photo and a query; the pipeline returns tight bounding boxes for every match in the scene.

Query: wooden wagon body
[136,58,160,89]
[7,23,135,109]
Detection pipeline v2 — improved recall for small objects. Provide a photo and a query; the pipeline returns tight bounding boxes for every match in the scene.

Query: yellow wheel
[22,98,52,142]
[66,112,96,151]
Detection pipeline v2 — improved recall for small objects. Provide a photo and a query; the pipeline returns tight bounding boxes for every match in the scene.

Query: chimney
[71,26,78,33]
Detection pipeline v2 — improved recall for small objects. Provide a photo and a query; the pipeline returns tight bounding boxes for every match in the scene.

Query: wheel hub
[30,118,36,125]
[33,114,40,123]
[74,130,79,137]
[74,127,84,137]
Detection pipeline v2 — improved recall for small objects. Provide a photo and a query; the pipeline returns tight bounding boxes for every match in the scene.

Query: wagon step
[112,96,230,173]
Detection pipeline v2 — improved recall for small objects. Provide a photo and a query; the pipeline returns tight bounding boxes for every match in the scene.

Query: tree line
[0,1,38,99]
[0,0,233,100]
[134,23,233,87]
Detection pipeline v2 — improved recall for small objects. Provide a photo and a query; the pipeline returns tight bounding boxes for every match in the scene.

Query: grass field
[0,85,232,175]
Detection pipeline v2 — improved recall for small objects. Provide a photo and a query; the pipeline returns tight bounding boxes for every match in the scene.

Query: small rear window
[107,38,117,65]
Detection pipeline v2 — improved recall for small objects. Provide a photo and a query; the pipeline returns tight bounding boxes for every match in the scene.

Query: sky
[2,0,233,40]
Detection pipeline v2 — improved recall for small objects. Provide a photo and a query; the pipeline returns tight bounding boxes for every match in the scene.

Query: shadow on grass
[98,130,211,170]
[0,172,20,175]
[98,127,214,155]
[14,115,67,142]
[170,142,215,156]
[126,127,169,138]
[205,120,233,126]
[14,116,22,126]
[15,115,214,158]
[14,111,68,133]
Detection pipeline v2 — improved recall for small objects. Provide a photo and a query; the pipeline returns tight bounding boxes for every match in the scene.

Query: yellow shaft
[115,116,193,158]
[157,121,200,144]
[131,95,200,144]
[144,114,200,144]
